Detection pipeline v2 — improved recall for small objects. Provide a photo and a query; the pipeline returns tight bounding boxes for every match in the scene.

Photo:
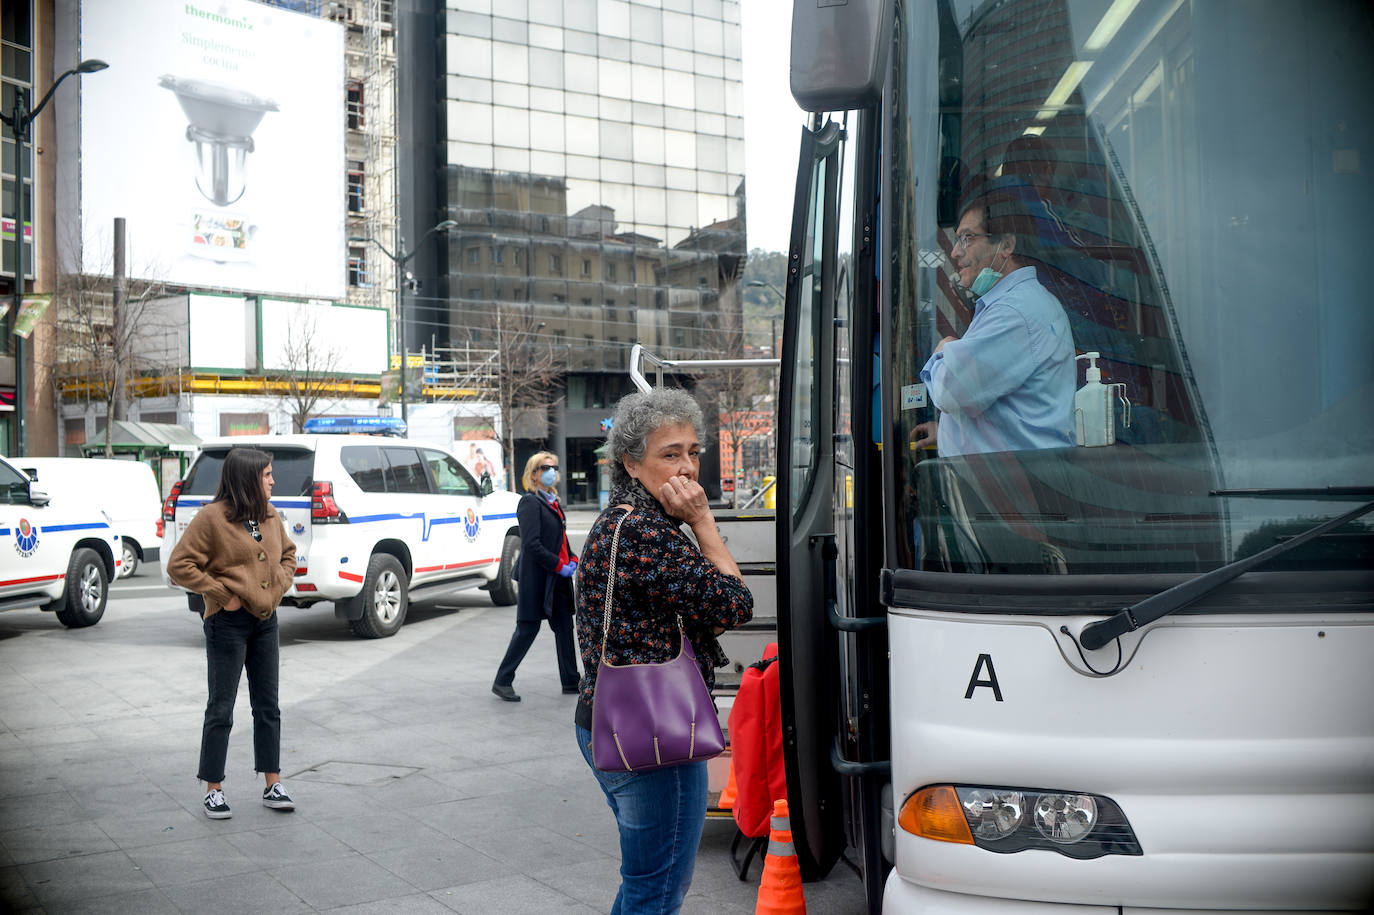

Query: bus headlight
[900,784,1143,859]
[961,788,1026,840]
[1033,793,1096,844]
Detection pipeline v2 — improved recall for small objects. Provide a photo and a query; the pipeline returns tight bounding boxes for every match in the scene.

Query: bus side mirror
[790,0,894,111]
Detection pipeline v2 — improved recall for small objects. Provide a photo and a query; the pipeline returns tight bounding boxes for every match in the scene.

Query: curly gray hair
[606,387,704,490]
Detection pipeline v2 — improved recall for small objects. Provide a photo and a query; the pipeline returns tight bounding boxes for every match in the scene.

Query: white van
[160,433,523,637]
[18,458,163,578]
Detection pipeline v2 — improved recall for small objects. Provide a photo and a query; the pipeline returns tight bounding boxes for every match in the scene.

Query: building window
[606,262,617,280]
[467,247,481,265]
[552,293,566,303]
[491,246,504,265]
[348,247,369,286]
[514,248,525,267]
[549,254,562,274]
[581,258,591,276]
[346,80,365,129]
[581,297,592,305]
[347,162,365,214]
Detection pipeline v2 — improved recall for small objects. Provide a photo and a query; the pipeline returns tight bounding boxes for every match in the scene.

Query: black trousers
[198,610,280,783]
[494,586,580,690]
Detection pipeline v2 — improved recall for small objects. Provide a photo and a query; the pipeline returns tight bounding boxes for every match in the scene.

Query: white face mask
[540,467,558,487]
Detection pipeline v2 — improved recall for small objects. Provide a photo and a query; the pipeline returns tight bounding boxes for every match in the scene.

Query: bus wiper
[1080,497,1374,651]
[1210,486,1374,500]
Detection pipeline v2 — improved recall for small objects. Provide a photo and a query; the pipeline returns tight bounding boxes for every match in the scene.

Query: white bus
[776,0,1374,911]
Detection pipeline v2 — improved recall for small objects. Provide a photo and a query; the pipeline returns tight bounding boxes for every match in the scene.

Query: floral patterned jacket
[573,499,754,730]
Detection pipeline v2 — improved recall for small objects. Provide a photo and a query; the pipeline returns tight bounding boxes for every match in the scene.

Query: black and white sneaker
[203,788,231,819]
[262,782,295,811]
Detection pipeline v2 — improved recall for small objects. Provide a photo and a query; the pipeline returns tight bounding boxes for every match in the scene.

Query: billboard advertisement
[260,299,388,376]
[76,1,345,298]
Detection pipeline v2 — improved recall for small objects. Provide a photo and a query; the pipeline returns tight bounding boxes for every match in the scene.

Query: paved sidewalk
[0,578,866,913]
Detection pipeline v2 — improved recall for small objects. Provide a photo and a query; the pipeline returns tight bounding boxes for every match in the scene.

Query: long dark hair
[214,447,272,523]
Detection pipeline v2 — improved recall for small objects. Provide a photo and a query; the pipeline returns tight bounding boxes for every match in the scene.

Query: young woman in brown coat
[167,447,297,819]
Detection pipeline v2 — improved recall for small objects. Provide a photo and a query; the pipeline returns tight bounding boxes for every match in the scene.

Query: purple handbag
[590,510,726,772]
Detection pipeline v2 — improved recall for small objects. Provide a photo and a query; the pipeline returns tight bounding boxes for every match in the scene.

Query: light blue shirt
[920,267,1075,456]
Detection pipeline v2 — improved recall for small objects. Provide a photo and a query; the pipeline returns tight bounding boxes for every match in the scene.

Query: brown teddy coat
[167,501,297,620]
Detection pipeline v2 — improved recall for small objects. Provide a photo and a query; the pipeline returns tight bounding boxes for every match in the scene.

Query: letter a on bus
[964,653,1003,701]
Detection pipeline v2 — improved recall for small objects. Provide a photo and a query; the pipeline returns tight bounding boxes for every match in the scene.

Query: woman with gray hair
[573,386,753,914]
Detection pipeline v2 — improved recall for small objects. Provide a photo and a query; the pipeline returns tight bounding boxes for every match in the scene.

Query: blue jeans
[198,610,281,783]
[576,724,708,915]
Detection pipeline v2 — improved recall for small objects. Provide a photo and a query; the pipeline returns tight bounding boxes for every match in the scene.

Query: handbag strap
[598,507,686,659]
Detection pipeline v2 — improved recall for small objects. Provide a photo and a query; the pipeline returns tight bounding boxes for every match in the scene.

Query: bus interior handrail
[628,343,781,394]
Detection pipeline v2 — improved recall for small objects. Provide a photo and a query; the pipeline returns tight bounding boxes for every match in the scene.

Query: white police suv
[0,453,120,627]
[160,419,523,638]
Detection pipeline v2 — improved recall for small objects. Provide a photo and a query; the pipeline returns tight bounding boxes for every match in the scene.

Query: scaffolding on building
[335,0,397,322]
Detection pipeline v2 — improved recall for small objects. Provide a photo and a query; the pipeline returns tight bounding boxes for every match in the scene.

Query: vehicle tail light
[161,480,183,523]
[156,519,164,539]
[311,481,346,523]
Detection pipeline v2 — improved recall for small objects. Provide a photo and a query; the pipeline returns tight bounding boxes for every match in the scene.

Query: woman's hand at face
[657,474,710,526]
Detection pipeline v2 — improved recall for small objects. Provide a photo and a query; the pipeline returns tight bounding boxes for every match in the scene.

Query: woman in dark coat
[491,450,581,702]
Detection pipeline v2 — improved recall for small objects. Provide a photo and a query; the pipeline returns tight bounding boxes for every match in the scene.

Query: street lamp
[746,280,785,356]
[2,58,108,456]
[350,218,456,421]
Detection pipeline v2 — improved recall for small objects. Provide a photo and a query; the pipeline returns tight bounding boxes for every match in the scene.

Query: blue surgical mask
[540,468,558,487]
[969,267,1002,296]
[969,249,1009,297]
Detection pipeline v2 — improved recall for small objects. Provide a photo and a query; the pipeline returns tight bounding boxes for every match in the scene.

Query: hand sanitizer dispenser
[1074,353,1131,446]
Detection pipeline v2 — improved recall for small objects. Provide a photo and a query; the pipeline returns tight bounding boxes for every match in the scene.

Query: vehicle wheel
[119,540,139,578]
[489,534,520,606]
[54,548,108,628]
[349,553,408,639]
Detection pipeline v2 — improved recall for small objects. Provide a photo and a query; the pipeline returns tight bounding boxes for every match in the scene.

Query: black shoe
[561,685,580,694]
[492,684,521,702]
[262,782,295,811]
[203,788,231,819]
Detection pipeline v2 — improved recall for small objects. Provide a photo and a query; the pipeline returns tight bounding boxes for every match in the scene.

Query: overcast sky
[741,0,807,255]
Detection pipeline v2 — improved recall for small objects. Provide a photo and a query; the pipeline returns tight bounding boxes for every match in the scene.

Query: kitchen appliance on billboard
[159,74,278,264]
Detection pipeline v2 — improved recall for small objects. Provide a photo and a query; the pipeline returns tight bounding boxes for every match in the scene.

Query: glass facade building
[435,0,747,501]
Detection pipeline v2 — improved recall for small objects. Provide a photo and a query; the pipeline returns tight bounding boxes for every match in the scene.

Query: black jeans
[198,610,281,783]
[494,587,580,690]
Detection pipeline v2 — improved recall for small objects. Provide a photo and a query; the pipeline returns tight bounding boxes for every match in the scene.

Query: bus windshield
[887,0,1373,575]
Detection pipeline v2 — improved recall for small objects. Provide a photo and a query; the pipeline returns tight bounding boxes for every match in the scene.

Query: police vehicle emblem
[463,507,481,542]
[14,518,39,557]
[293,522,305,535]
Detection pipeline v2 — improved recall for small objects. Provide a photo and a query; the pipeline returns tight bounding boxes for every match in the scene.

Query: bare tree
[272,313,345,432]
[491,304,565,489]
[696,302,774,507]
[50,225,174,457]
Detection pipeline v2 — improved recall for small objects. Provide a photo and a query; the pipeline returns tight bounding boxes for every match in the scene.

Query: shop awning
[82,421,202,454]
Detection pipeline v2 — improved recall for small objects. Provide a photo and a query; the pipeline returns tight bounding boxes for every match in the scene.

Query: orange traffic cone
[718,757,738,810]
[755,798,806,914]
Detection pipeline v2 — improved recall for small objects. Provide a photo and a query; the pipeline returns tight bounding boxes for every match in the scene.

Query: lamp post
[2,58,108,456]
[351,219,456,422]
[745,280,786,477]
[746,280,784,356]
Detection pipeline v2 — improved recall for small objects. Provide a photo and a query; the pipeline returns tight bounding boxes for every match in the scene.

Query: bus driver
[911,195,1076,456]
